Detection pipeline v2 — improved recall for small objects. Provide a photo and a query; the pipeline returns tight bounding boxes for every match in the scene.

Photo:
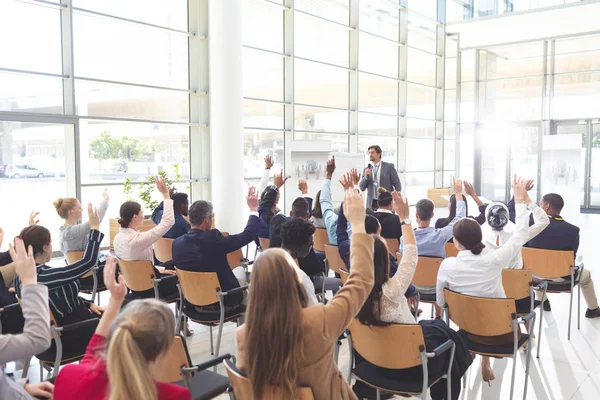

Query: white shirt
[372,161,382,188]
[114,199,175,262]
[436,203,536,307]
[482,202,550,269]
[297,268,319,306]
[375,208,393,214]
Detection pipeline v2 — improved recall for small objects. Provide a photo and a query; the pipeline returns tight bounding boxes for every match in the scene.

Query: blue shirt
[151,201,190,239]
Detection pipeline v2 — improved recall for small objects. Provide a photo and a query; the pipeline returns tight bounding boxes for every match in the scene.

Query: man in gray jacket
[0,238,52,399]
[359,145,402,209]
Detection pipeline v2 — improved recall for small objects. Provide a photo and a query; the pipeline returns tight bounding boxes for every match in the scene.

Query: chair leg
[215,321,224,358]
[334,340,340,364]
[22,357,31,379]
[430,304,434,319]
[347,334,353,384]
[524,336,533,399]
[537,306,544,359]
[209,326,214,355]
[578,283,581,331]
[39,362,44,382]
[509,355,517,400]
[568,291,574,340]
[376,389,381,400]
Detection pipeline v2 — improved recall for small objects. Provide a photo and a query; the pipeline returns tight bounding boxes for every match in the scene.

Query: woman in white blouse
[114,176,178,299]
[436,176,545,385]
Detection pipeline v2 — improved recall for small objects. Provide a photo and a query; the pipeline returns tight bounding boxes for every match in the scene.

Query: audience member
[172,187,262,308]
[435,182,487,230]
[54,258,191,400]
[359,145,402,209]
[151,190,190,239]
[310,190,326,228]
[114,176,178,300]
[374,188,402,240]
[236,189,374,399]
[257,154,275,197]
[0,238,53,400]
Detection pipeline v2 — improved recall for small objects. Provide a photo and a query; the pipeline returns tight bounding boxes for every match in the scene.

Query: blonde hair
[53,197,79,219]
[245,249,308,398]
[106,299,175,400]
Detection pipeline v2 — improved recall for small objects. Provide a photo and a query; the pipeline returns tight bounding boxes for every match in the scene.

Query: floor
[18,212,600,400]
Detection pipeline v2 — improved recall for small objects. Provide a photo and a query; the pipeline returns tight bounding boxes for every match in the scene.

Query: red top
[54,334,191,400]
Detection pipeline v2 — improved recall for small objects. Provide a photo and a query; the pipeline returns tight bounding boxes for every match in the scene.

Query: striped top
[15,229,104,323]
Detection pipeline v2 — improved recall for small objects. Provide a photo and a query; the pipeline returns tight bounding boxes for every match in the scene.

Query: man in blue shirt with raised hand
[151,190,190,239]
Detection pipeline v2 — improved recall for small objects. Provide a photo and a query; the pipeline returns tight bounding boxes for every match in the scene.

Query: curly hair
[280,218,316,259]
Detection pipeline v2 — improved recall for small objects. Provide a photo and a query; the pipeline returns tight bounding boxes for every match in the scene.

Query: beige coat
[236,233,374,399]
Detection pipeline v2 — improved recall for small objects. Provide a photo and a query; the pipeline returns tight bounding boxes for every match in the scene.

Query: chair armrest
[240,259,254,267]
[220,285,249,297]
[518,311,536,324]
[532,280,548,291]
[181,353,233,373]
[427,339,454,358]
[57,317,101,333]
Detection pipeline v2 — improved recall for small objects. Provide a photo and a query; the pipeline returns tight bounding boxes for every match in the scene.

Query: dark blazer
[375,211,403,240]
[172,215,262,306]
[359,161,402,209]
[151,201,190,239]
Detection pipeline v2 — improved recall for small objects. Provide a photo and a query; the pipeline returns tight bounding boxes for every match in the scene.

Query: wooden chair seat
[384,238,400,255]
[313,228,329,252]
[117,259,159,292]
[444,242,458,258]
[324,244,346,274]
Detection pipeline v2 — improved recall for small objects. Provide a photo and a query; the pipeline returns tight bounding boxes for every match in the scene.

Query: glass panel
[445,58,457,89]
[359,0,400,41]
[243,130,284,182]
[407,47,437,86]
[407,13,437,54]
[295,13,349,67]
[358,73,398,115]
[444,121,456,139]
[479,43,544,80]
[79,120,190,185]
[75,80,189,123]
[295,105,349,133]
[295,59,349,109]
[553,72,600,119]
[73,12,189,89]
[480,76,543,122]
[591,125,600,207]
[294,132,349,153]
[405,172,434,203]
[446,36,458,58]
[553,124,587,207]
[409,0,437,20]
[481,124,508,201]
[555,50,600,74]
[0,121,70,247]
[406,118,435,138]
[443,170,455,187]
[444,90,456,121]
[0,1,62,74]
[243,48,284,101]
[242,0,284,53]
[555,34,600,55]
[243,100,284,130]
[406,139,435,171]
[358,113,398,136]
[294,0,350,26]
[510,125,539,203]
[407,84,436,120]
[359,32,399,79]
[0,72,64,114]
[459,124,474,182]
[358,136,398,165]
[73,0,188,30]
[444,138,456,171]
[460,82,475,123]
[461,50,476,82]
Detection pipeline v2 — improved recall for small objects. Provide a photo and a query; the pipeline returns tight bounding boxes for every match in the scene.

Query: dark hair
[357,236,390,326]
[416,199,434,221]
[437,194,469,229]
[119,201,142,228]
[542,193,564,213]
[19,225,51,257]
[188,200,213,226]
[377,189,393,208]
[312,191,323,219]
[291,197,310,218]
[365,215,380,234]
[172,193,189,213]
[453,218,485,255]
[368,145,382,155]
[280,218,315,259]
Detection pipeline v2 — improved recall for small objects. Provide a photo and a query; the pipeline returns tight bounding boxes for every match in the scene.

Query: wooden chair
[224,357,315,400]
[522,248,579,340]
[443,289,535,400]
[502,269,548,358]
[444,242,458,258]
[65,251,104,304]
[222,233,253,277]
[324,244,346,275]
[116,259,178,302]
[384,238,400,254]
[313,228,329,252]
[175,268,246,358]
[339,268,349,285]
[154,238,175,264]
[402,252,443,318]
[348,319,455,399]
[152,335,230,399]
[258,237,270,250]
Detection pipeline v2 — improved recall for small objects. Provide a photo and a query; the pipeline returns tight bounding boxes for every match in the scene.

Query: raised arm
[97,190,110,222]
[258,169,287,227]
[129,177,175,249]
[520,199,550,242]
[257,155,274,196]
[0,239,50,364]
[436,261,450,308]
[151,201,165,225]
[215,187,262,254]
[440,177,466,242]
[320,158,338,244]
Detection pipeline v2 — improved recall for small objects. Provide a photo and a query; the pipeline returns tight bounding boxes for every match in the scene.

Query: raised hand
[512,175,532,205]
[102,189,110,202]
[168,187,177,197]
[9,238,37,286]
[103,257,127,304]
[339,173,353,191]
[155,176,170,198]
[246,186,259,211]
[343,189,366,233]
[525,180,535,192]
[264,155,274,169]
[464,181,476,197]
[326,156,336,179]
[28,211,40,226]
[392,191,410,221]
[350,168,361,186]
[298,179,308,195]
[452,177,464,197]
[273,169,289,188]
[88,203,100,231]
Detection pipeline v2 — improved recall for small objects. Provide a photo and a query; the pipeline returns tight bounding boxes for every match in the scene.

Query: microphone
[367,163,373,170]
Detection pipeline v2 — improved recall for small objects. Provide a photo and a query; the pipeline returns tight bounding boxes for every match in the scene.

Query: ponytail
[453,218,486,256]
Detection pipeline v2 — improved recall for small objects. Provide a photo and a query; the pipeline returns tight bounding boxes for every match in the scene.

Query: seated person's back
[374,190,402,240]
[151,192,191,239]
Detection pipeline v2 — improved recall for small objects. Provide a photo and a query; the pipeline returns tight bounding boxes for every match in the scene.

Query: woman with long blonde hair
[236,189,375,399]
[53,258,190,400]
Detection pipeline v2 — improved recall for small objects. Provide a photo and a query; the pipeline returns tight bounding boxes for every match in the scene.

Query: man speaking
[359,145,402,209]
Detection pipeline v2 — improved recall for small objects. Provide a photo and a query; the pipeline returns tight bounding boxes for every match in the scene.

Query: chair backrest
[152,335,191,383]
[384,238,400,254]
[445,242,458,258]
[324,244,345,274]
[522,247,574,279]
[224,358,314,400]
[338,268,349,284]
[175,268,221,306]
[313,228,329,252]
[502,269,533,300]
[407,254,443,288]
[259,237,270,250]
[222,232,246,270]
[117,259,157,292]
[17,297,60,337]
[154,238,175,263]
[349,319,424,369]
[444,288,516,336]
[66,251,94,279]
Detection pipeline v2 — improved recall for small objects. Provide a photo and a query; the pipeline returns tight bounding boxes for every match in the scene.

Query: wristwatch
[401,218,412,226]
